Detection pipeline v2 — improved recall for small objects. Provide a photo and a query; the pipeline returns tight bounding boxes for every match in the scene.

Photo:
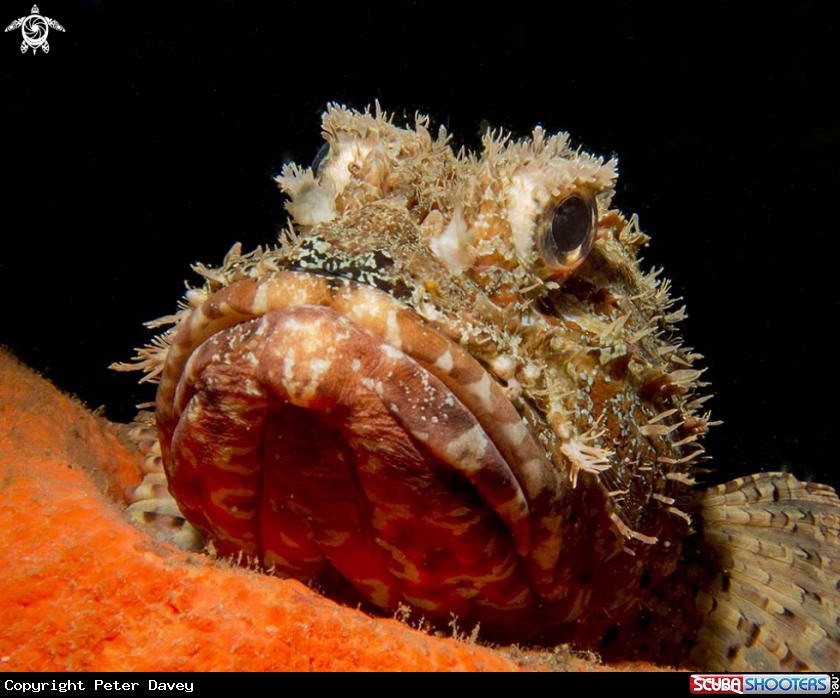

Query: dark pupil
[550,195,591,253]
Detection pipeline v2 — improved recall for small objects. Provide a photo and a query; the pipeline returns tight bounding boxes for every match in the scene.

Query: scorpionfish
[117,104,840,671]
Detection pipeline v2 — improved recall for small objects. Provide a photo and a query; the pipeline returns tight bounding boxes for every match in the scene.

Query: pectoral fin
[693,472,840,671]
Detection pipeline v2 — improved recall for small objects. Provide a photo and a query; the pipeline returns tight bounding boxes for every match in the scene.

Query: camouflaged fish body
[116,105,840,670]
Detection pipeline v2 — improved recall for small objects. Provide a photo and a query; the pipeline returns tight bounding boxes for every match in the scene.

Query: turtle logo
[4,5,64,55]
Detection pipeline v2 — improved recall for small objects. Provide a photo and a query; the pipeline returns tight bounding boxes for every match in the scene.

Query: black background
[3,2,837,489]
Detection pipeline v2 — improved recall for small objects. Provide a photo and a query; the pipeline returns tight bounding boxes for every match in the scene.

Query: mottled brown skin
[118,105,840,669]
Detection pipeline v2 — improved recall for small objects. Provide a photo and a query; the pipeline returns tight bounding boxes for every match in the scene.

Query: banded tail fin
[692,472,840,671]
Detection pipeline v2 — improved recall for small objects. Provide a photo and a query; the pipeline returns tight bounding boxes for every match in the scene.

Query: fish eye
[538,192,598,275]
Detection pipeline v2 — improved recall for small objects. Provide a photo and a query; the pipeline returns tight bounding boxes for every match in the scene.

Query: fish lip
[158,270,553,498]
[161,300,546,619]
[151,266,583,622]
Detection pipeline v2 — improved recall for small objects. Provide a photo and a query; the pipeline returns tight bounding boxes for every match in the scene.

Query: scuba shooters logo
[690,675,834,695]
[4,5,64,54]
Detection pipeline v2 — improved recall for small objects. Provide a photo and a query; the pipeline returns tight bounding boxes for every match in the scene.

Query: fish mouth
[156,270,562,626]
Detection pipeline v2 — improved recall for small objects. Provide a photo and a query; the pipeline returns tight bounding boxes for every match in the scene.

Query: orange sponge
[0,350,670,672]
